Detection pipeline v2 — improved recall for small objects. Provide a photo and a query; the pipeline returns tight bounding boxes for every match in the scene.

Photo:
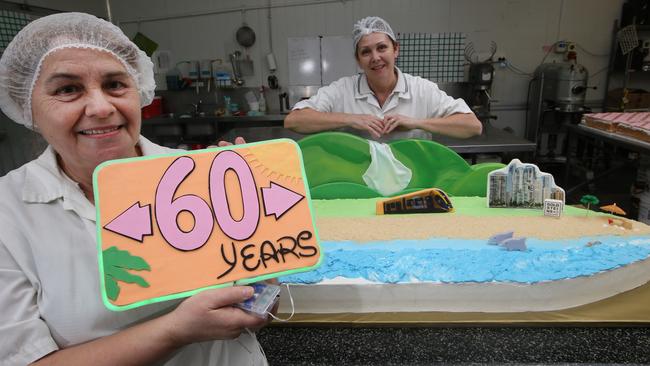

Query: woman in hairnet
[284,16,482,141]
[0,13,269,365]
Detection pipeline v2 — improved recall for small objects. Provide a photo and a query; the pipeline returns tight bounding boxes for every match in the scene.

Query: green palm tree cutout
[580,195,600,216]
[103,246,151,301]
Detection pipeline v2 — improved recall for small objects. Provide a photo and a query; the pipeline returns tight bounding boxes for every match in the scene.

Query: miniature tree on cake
[580,195,600,216]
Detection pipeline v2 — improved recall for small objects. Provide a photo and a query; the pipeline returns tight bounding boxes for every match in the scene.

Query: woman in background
[0,12,269,365]
[284,16,482,141]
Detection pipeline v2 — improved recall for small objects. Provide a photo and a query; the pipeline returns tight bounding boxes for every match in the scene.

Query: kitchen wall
[0,0,106,176]
[109,0,622,137]
[23,0,106,17]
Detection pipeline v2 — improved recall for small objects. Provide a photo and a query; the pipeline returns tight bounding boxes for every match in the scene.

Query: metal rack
[603,19,650,111]
[396,32,465,82]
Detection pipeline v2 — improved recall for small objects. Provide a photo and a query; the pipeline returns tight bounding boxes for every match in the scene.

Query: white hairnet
[0,12,155,129]
[352,16,396,51]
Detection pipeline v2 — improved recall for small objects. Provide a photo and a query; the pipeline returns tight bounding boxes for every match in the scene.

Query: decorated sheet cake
[276,133,650,316]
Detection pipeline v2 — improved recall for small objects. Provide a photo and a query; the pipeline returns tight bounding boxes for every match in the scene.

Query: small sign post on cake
[93,139,321,311]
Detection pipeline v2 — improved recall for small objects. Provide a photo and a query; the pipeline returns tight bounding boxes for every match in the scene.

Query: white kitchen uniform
[0,136,267,366]
[292,67,473,142]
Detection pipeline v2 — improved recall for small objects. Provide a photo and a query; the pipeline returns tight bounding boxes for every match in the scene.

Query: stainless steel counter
[433,124,536,154]
[142,116,535,157]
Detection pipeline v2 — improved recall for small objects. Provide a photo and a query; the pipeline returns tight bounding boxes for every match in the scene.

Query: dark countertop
[143,114,287,128]
[257,326,650,364]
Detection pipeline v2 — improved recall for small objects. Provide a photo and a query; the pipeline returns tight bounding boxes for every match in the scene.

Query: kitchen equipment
[258,87,267,114]
[266,53,277,71]
[288,85,320,108]
[200,59,212,91]
[152,50,172,74]
[465,41,497,125]
[526,61,592,159]
[229,51,245,86]
[236,24,256,48]
[212,59,232,88]
[267,75,278,89]
[279,92,289,113]
[238,56,254,76]
[141,96,163,119]
[166,67,182,91]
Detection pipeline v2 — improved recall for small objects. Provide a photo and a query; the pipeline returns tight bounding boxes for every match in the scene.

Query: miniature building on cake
[487,159,565,209]
[376,188,454,215]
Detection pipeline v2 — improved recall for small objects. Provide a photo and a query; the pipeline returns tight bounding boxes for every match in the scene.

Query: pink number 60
[155,157,214,251]
[209,150,260,241]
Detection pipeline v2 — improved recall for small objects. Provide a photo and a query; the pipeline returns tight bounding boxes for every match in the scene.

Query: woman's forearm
[31,286,264,366]
[284,108,353,133]
[418,113,483,138]
[32,314,180,366]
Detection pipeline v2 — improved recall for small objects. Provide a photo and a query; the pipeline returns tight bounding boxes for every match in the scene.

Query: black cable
[524,76,537,143]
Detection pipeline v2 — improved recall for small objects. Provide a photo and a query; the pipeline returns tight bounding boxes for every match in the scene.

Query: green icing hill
[298,132,505,199]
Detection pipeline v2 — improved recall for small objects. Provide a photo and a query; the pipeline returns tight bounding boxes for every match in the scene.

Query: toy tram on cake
[376,188,454,215]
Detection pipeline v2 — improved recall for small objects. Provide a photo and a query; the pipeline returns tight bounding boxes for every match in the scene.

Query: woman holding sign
[0,13,270,365]
[284,16,482,141]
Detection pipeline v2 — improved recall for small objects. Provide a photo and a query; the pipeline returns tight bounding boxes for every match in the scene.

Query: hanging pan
[236,25,256,48]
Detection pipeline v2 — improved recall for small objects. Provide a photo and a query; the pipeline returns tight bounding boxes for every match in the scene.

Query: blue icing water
[281,236,650,284]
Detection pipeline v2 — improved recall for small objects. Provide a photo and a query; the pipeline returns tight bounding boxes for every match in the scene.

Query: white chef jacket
[0,136,267,366]
[292,67,473,142]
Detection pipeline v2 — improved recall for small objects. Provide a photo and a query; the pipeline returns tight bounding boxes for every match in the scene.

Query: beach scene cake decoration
[93,139,321,311]
[375,188,454,215]
[271,133,650,315]
[487,159,565,209]
[543,199,564,217]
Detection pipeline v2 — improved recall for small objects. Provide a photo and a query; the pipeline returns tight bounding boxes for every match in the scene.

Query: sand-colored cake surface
[312,198,650,241]
[316,215,650,241]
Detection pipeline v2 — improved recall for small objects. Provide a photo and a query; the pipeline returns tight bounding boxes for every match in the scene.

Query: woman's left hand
[212,136,246,147]
[382,114,421,134]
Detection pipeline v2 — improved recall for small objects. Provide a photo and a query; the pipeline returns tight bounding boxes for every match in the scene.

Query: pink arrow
[104,202,152,242]
[262,182,304,220]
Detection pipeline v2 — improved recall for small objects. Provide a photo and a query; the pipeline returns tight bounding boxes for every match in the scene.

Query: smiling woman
[31,49,143,199]
[284,16,482,142]
[0,12,269,366]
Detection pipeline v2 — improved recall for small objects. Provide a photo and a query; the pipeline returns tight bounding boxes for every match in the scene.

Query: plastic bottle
[258,87,267,114]
[223,96,231,116]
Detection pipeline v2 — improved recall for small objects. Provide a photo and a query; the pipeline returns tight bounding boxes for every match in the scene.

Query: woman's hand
[163,286,267,346]
[346,114,386,139]
[215,136,247,147]
[382,114,421,134]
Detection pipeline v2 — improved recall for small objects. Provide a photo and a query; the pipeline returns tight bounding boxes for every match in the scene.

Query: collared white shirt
[293,68,473,142]
[0,136,266,366]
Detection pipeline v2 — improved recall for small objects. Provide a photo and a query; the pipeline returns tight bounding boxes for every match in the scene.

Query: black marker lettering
[217,242,237,279]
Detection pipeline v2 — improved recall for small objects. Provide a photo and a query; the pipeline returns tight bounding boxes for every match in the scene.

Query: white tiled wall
[107,0,622,136]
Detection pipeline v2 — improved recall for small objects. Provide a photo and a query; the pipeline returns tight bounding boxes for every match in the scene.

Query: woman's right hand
[163,286,267,346]
[346,114,385,139]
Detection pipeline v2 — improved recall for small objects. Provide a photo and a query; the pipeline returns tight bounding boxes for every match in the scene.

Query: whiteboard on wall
[288,36,357,86]
[288,37,321,86]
